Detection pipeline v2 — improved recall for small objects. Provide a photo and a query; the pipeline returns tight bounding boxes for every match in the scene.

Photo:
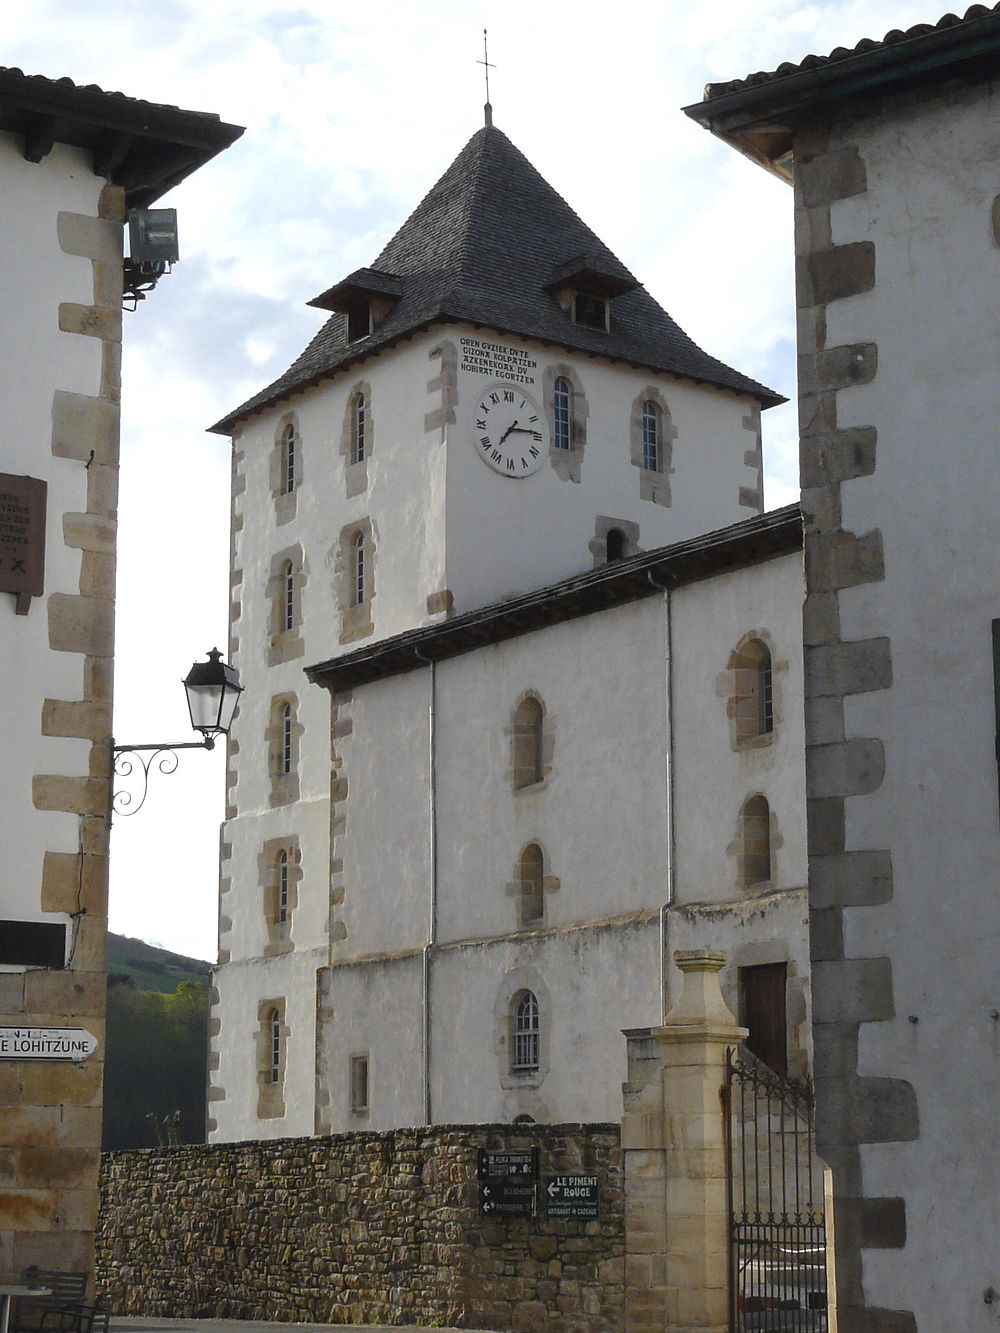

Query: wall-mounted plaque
[0,473,46,614]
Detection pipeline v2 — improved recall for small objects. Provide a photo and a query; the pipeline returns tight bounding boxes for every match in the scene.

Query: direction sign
[0,1027,98,1061]
[478,1177,536,1217]
[544,1174,600,1219]
[479,1149,537,1178]
[477,1147,539,1217]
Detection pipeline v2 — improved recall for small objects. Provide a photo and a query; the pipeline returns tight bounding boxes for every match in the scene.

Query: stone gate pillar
[623,949,747,1333]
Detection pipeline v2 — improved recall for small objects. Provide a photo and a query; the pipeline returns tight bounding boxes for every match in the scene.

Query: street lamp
[112,648,242,817]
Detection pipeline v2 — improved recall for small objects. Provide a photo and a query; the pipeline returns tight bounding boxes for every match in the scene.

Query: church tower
[208,121,790,1140]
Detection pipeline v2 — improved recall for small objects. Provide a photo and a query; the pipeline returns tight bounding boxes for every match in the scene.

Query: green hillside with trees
[102,934,212,1150]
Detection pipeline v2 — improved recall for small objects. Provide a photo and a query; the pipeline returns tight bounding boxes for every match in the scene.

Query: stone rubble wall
[97,1123,623,1332]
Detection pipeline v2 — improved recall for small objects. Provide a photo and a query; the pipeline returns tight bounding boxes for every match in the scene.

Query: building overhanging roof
[0,66,244,207]
[683,4,1000,180]
[306,505,803,694]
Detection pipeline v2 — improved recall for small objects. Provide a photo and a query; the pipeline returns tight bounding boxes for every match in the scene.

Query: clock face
[471,383,549,477]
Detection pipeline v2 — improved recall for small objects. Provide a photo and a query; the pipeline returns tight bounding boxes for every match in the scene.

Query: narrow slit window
[350,1054,369,1113]
[553,377,571,450]
[606,527,625,562]
[518,843,544,927]
[282,561,295,632]
[353,532,366,605]
[283,422,296,494]
[642,400,660,471]
[513,697,544,789]
[277,851,289,924]
[352,392,366,465]
[281,704,293,776]
[268,1008,281,1084]
[743,794,772,886]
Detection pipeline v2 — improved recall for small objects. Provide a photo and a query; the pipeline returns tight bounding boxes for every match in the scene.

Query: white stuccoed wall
[671,554,808,904]
[0,136,105,931]
[213,314,786,1141]
[210,547,806,1140]
[816,83,1000,1328]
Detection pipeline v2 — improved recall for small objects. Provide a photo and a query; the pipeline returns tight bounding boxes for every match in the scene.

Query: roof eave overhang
[210,307,784,436]
[0,69,243,208]
[306,505,803,694]
[683,14,1000,180]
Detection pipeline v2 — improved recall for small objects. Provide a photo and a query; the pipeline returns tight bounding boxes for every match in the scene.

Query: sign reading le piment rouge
[0,1027,98,1061]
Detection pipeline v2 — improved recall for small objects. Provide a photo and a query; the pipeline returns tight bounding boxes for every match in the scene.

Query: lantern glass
[183,648,242,738]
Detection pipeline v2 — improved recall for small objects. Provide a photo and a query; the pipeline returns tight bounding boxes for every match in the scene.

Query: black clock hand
[498,421,518,445]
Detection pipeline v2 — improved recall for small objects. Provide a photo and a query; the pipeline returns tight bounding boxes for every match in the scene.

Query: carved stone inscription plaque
[0,474,46,614]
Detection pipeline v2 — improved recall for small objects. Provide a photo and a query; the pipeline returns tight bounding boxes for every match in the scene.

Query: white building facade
[687,8,1000,1331]
[0,68,239,1283]
[209,121,809,1141]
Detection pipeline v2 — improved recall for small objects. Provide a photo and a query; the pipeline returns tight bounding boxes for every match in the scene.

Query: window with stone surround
[509,692,553,789]
[267,545,305,666]
[271,412,300,524]
[721,631,783,751]
[629,386,676,506]
[267,694,300,805]
[543,364,588,482]
[742,794,772,887]
[341,382,373,497]
[512,990,540,1071]
[260,836,300,955]
[337,519,375,644]
[512,696,544,789]
[256,998,287,1118]
[518,844,544,927]
[495,967,550,1095]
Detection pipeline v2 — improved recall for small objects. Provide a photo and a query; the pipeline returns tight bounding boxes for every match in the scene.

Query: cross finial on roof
[478,28,495,127]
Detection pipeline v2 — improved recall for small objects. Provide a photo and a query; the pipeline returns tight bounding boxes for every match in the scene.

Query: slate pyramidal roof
[211,124,782,433]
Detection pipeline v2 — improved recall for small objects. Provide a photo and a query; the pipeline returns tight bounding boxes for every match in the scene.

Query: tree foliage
[102,979,209,1150]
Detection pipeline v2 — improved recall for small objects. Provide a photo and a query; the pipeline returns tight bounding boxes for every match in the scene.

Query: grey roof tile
[212,124,781,432]
[701,2,1000,100]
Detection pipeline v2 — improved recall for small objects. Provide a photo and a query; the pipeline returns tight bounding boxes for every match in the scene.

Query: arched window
[281,560,295,632]
[642,400,660,471]
[512,990,540,1071]
[518,844,544,927]
[730,636,774,743]
[513,697,544,789]
[277,850,289,924]
[553,377,571,450]
[742,795,772,887]
[352,391,367,465]
[268,1008,281,1084]
[280,704,293,776]
[282,422,296,494]
[606,527,625,562]
[353,531,366,606]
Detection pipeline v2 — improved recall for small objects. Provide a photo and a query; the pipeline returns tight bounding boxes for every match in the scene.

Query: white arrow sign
[0,1027,99,1061]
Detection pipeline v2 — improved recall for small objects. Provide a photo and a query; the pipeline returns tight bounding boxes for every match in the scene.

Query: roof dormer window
[307,268,404,345]
[545,253,637,336]
[572,291,609,331]
[346,299,372,344]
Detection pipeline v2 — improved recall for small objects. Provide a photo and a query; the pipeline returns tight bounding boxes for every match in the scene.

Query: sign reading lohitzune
[0,1027,98,1061]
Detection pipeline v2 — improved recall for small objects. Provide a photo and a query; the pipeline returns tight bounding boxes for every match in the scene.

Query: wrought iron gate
[725,1048,828,1331]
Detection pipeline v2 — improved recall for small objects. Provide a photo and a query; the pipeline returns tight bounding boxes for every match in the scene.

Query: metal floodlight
[183,647,243,744]
[128,208,180,265]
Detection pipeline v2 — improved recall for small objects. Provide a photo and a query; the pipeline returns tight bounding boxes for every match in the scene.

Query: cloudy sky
[10,0,947,960]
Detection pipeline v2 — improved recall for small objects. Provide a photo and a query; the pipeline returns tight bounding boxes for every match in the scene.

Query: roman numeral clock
[473,383,549,476]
